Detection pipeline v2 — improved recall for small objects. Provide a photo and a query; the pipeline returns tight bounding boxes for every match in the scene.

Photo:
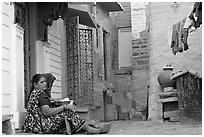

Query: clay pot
[158,66,176,89]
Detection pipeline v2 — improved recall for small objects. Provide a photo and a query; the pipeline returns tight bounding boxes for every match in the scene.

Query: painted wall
[2,2,14,116]
[2,2,26,128]
[148,2,202,121]
[48,20,62,98]
[58,18,68,99]
[118,28,132,68]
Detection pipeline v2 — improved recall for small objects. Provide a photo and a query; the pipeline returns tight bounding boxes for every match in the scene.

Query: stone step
[159,97,178,103]
[159,92,178,99]
[170,116,180,122]
[2,114,15,135]
[75,107,90,121]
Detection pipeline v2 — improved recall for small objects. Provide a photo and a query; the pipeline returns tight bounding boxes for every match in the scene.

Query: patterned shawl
[23,89,43,133]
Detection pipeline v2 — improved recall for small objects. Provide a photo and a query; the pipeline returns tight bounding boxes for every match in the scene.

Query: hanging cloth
[178,17,187,52]
[171,17,188,55]
[171,23,179,55]
[189,2,202,29]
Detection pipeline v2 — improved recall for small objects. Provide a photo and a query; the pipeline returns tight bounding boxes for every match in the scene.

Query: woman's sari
[23,74,86,134]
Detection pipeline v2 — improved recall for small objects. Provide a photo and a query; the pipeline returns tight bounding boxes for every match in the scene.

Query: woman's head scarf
[43,73,56,98]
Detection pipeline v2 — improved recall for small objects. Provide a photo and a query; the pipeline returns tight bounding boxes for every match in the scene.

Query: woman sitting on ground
[23,73,109,134]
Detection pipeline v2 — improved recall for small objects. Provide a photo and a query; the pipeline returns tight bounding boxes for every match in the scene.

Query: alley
[2,2,202,135]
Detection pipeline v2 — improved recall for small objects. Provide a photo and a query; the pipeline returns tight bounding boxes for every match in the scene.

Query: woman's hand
[63,104,75,111]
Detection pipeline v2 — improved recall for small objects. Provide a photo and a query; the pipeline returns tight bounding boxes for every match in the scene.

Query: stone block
[104,94,112,104]
[105,104,117,121]
[118,112,130,120]
[129,111,143,121]
[164,110,179,118]
[159,97,178,103]
[159,91,177,99]
[76,107,90,121]
[2,115,15,135]
[170,117,180,122]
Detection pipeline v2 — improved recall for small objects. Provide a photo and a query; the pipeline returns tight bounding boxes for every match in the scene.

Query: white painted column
[12,24,25,129]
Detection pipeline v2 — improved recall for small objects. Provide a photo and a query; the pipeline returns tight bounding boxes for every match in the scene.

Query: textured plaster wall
[131,2,149,113]
[115,2,131,28]
[148,2,202,121]
[114,3,135,118]
[114,2,150,118]
[114,71,132,112]
[90,3,119,120]
[96,3,118,82]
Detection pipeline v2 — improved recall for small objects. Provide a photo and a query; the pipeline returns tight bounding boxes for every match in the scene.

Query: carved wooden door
[78,28,94,106]
[66,17,94,106]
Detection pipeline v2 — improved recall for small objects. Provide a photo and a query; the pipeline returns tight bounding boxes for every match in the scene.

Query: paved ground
[107,120,202,135]
[14,120,202,135]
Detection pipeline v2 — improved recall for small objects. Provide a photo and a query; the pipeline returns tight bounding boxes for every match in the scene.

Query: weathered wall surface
[115,2,131,28]
[148,2,202,120]
[96,3,119,82]
[131,2,149,114]
[114,2,150,120]
[114,69,132,112]
[90,3,119,120]
[114,2,134,119]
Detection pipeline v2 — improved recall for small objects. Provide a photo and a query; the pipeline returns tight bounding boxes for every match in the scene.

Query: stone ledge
[159,97,178,103]
[159,92,177,99]
[2,114,15,135]
[2,114,13,121]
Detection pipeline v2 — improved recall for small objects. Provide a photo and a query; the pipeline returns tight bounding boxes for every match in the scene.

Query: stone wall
[148,2,202,121]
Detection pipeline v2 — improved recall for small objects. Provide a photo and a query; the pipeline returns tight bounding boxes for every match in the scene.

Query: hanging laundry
[177,22,183,52]
[167,25,173,48]
[171,23,179,55]
[170,2,202,55]
[179,17,189,51]
[189,2,202,29]
[183,13,192,29]
[171,17,187,55]
[183,12,196,33]
[181,27,189,51]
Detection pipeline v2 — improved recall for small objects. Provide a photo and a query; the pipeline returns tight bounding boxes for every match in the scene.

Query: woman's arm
[41,105,64,116]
